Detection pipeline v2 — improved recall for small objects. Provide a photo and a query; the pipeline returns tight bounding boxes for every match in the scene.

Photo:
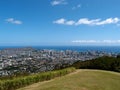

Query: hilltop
[18,69,120,90]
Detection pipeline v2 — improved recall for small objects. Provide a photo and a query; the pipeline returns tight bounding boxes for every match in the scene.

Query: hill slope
[18,70,120,90]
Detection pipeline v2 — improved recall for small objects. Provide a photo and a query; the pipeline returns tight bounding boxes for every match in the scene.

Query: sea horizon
[0,45,120,53]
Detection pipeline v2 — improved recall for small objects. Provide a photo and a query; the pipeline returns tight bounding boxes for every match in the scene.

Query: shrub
[0,67,75,90]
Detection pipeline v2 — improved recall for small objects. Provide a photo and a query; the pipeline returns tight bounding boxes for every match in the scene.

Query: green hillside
[18,69,120,90]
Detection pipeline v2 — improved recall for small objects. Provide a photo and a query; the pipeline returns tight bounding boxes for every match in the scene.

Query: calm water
[0,46,120,53]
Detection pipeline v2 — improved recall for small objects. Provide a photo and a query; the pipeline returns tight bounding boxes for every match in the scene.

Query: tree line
[72,56,120,72]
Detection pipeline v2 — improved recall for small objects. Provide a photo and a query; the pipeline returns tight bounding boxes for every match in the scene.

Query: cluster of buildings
[0,47,117,76]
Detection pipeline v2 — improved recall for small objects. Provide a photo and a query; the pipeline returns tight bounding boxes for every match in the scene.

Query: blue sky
[0,0,120,46]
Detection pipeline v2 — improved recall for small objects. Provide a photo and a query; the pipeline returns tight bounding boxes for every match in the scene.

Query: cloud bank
[72,40,120,44]
[5,18,22,25]
[53,17,120,26]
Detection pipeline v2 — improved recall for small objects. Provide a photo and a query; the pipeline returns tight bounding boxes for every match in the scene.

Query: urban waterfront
[0,46,120,76]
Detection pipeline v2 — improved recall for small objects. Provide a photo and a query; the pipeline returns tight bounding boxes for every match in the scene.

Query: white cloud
[53,17,120,26]
[53,18,66,24]
[72,40,99,43]
[53,18,75,25]
[6,18,22,25]
[96,18,120,25]
[72,40,120,44]
[66,20,75,25]
[72,4,81,10]
[76,18,120,26]
[51,0,67,6]
[75,18,100,25]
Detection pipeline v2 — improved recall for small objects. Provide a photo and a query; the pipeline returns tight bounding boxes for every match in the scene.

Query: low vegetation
[18,69,120,90]
[1,56,120,90]
[0,67,75,90]
[72,56,120,72]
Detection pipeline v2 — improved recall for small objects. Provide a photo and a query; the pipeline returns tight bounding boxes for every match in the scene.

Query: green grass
[0,67,75,90]
[18,69,120,90]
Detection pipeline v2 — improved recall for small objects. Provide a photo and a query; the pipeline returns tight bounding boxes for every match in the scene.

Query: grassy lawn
[18,69,120,90]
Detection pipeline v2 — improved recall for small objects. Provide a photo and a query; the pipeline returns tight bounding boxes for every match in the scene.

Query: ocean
[0,46,120,54]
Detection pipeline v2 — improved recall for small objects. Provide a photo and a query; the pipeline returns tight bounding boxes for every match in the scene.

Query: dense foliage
[0,67,75,90]
[72,56,120,72]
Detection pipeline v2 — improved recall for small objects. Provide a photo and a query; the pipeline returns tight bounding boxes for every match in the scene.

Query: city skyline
[0,0,120,46]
